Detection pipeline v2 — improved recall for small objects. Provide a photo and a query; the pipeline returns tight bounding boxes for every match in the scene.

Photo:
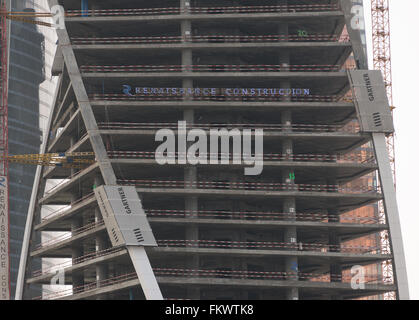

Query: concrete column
[277,0,288,14]
[325,173,342,299]
[70,126,84,289]
[94,207,109,300]
[68,102,75,118]
[282,130,298,300]
[92,175,108,299]
[329,226,343,300]
[328,207,342,291]
[326,181,342,298]
[71,193,84,290]
[181,4,199,298]
[181,0,192,68]
[282,184,299,301]
[69,136,77,177]
[183,109,200,299]
[181,3,193,86]
[278,16,289,41]
[181,0,194,137]
[278,19,290,69]
[278,28,298,297]
[184,195,199,300]
[90,1,100,17]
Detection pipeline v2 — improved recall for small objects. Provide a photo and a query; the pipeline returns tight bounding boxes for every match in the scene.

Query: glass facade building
[7,0,57,298]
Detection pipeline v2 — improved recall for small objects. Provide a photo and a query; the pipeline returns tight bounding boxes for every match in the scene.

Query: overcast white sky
[363,0,419,300]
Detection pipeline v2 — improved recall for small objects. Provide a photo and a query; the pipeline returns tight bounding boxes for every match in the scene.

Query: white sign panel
[95,186,157,247]
[0,176,9,300]
[349,70,394,133]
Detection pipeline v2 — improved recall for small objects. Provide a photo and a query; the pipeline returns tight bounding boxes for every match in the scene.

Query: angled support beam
[18,0,164,300]
[348,69,409,300]
[372,133,409,300]
[48,6,115,185]
[94,185,162,300]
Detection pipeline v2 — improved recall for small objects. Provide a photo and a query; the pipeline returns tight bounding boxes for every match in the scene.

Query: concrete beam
[157,276,396,292]
[72,42,352,51]
[27,248,128,285]
[90,100,355,110]
[135,187,382,200]
[82,71,348,80]
[65,12,344,24]
[30,224,107,258]
[149,246,391,262]
[372,133,410,300]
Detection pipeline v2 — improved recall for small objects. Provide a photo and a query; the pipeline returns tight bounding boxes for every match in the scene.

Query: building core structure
[16,0,409,300]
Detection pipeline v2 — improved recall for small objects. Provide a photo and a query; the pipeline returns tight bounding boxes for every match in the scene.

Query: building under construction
[16,0,409,300]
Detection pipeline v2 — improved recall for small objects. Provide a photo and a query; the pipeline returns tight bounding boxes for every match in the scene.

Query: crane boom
[4,15,52,27]
[1,8,53,27]
[0,152,96,168]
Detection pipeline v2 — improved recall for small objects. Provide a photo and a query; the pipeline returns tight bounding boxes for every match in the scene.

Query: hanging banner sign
[348,70,394,133]
[94,185,157,247]
[0,175,9,300]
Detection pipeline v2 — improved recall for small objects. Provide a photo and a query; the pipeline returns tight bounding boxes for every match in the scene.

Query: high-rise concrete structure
[16,0,409,300]
[4,0,57,299]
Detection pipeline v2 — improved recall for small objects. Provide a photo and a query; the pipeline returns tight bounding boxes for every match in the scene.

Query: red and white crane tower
[371,0,396,300]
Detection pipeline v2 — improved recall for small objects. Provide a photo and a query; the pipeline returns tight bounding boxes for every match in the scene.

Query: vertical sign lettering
[0,176,9,300]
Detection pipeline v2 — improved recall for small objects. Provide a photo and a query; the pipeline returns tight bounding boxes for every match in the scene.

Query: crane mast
[371,0,396,300]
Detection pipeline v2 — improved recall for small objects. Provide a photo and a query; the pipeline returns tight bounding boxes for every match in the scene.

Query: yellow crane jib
[1,9,54,27]
[1,152,96,168]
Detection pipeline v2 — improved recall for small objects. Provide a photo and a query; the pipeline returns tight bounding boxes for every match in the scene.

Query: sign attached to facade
[94,186,157,247]
[0,175,9,300]
[122,85,311,97]
[349,70,394,133]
